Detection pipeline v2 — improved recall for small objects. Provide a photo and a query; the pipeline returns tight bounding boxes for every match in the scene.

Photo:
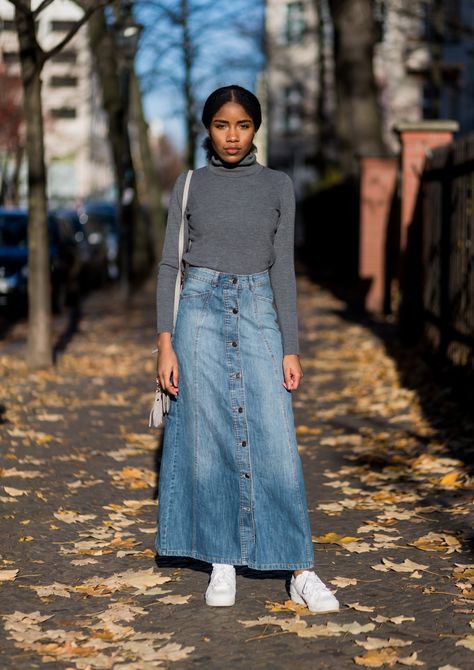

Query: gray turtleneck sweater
[156,151,299,355]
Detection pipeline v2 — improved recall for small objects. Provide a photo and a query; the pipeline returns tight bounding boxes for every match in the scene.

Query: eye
[240,123,251,129]
[214,122,226,129]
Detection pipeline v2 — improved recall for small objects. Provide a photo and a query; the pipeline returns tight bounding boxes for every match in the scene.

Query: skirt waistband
[186,265,270,287]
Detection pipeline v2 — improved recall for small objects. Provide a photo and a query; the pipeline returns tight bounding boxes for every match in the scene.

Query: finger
[172,363,179,389]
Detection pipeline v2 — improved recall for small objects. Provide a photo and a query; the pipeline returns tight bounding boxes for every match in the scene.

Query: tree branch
[33,0,56,17]
[6,0,29,14]
[40,0,115,65]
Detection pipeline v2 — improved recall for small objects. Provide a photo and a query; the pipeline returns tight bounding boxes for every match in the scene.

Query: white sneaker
[205,563,236,606]
[290,570,340,613]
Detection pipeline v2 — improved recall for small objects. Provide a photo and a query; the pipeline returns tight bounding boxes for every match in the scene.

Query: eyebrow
[213,118,252,123]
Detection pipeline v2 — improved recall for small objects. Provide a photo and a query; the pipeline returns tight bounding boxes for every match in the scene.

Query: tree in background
[83,1,150,299]
[137,0,264,168]
[8,0,113,369]
[327,0,386,173]
[0,66,23,205]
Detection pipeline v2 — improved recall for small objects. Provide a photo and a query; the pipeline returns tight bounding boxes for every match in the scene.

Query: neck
[208,150,262,177]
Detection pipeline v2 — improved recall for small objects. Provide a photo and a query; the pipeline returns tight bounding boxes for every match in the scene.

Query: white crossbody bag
[149,169,193,428]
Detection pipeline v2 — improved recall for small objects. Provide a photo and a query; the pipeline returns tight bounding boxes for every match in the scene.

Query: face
[208,101,256,164]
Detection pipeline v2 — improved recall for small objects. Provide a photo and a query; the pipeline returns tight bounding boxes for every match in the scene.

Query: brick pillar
[394,121,459,257]
[359,156,398,313]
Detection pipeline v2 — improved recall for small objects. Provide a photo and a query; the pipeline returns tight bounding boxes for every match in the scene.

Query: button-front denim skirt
[155,266,314,570]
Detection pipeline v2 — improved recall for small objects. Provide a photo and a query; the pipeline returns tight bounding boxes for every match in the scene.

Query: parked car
[0,207,82,313]
[79,202,119,280]
[52,207,107,291]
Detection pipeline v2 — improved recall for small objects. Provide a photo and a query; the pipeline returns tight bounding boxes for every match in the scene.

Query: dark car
[80,202,119,280]
[53,207,107,291]
[0,207,82,313]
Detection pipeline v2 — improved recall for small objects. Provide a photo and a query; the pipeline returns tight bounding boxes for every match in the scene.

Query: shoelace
[301,572,329,596]
[211,567,235,586]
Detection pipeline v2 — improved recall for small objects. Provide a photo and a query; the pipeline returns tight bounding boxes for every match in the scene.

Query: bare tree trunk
[181,0,196,169]
[86,6,142,294]
[328,0,386,173]
[130,70,165,261]
[15,3,52,368]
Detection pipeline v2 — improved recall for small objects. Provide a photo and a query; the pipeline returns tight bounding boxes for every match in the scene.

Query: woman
[155,85,339,612]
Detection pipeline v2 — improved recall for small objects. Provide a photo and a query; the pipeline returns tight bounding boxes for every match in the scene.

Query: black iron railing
[422,135,474,370]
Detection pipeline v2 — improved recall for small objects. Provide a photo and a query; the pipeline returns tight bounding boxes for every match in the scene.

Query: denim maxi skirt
[155,266,314,570]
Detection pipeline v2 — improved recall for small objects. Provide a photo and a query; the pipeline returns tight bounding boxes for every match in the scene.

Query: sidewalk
[0,273,473,670]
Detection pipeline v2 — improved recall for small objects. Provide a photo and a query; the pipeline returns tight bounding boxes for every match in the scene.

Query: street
[0,270,473,670]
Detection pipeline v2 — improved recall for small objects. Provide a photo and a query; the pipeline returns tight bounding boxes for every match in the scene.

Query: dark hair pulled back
[201,85,262,161]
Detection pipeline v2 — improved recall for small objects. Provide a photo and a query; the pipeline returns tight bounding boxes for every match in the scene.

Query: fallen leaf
[455,635,474,651]
[372,559,428,573]
[158,594,192,605]
[4,486,28,497]
[409,532,462,554]
[330,576,358,588]
[31,583,71,599]
[355,638,413,650]
[53,510,97,524]
[347,602,375,612]
[0,569,19,582]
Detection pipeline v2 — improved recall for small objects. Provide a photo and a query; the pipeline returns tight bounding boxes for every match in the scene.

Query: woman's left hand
[282,354,303,392]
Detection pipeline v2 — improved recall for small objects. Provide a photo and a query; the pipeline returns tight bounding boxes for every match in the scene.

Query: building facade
[0,0,114,206]
[264,1,320,197]
[265,0,474,180]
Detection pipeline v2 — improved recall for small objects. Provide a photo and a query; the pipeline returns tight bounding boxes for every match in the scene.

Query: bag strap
[172,169,193,329]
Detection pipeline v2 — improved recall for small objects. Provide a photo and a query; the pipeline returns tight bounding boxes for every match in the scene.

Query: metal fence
[422,134,474,370]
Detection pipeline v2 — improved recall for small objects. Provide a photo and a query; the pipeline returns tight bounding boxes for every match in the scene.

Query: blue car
[0,208,81,313]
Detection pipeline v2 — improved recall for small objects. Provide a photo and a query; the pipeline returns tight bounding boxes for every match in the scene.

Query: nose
[226,127,239,142]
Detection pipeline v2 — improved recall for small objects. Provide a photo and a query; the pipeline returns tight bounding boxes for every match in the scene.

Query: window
[50,107,77,119]
[51,50,77,64]
[51,20,77,32]
[2,52,20,64]
[285,1,306,45]
[50,75,78,88]
[284,83,304,134]
[1,19,16,31]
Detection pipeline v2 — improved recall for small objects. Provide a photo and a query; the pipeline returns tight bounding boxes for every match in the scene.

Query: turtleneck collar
[208,150,263,177]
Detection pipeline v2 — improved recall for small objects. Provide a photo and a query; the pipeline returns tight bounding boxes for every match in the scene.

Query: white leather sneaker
[290,570,340,613]
[205,563,236,606]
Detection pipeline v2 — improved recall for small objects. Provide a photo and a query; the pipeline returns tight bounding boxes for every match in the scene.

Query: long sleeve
[269,174,300,356]
[156,171,188,334]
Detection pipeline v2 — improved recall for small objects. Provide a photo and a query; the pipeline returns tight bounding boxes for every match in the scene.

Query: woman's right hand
[156,333,179,397]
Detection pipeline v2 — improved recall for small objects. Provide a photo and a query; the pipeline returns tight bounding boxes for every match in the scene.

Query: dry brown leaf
[4,486,28,497]
[354,648,400,667]
[158,594,192,605]
[455,635,474,651]
[346,602,375,612]
[409,532,462,554]
[355,638,413,650]
[371,615,415,625]
[53,510,97,524]
[330,576,358,588]
[371,559,428,573]
[31,583,71,599]
[0,569,19,582]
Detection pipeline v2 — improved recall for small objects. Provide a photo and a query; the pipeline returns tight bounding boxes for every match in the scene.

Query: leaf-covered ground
[0,272,473,669]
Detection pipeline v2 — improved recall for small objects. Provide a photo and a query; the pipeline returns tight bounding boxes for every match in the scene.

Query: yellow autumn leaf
[354,648,400,667]
[409,532,462,553]
[438,471,462,488]
[313,532,360,546]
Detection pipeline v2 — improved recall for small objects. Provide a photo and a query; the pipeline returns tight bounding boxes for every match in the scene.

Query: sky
[135,0,265,165]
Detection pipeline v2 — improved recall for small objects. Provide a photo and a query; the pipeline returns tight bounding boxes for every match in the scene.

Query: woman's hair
[201,85,261,161]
